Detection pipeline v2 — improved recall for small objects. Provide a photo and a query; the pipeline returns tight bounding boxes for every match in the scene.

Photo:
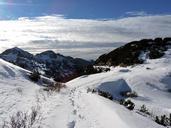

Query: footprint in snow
[68,121,76,128]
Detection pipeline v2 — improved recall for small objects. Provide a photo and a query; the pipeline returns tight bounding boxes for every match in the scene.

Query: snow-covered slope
[0,59,55,127]
[1,47,171,127]
[66,48,171,128]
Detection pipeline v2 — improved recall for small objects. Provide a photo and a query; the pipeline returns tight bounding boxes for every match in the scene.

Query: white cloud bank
[0,14,171,59]
[125,11,149,16]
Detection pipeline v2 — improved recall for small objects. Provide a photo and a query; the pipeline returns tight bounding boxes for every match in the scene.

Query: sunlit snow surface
[1,49,171,127]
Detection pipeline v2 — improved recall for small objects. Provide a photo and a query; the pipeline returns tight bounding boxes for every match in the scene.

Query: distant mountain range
[0,47,92,82]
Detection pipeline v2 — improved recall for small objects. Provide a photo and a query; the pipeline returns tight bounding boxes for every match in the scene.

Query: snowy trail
[66,78,164,128]
[68,87,100,128]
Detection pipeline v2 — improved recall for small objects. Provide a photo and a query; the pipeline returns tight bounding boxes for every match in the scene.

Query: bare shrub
[120,91,138,98]
[97,90,113,100]
[16,88,23,95]
[87,88,97,93]
[29,71,40,82]
[41,78,53,86]
[83,65,110,75]
[87,88,92,93]
[2,106,42,128]
[155,114,170,126]
[87,88,113,100]
[120,99,135,110]
[139,104,150,115]
[43,82,66,92]
[137,104,171,127]
[146,67,151,70]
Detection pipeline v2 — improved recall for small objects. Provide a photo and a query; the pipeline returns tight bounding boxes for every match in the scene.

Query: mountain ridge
[95,37,171,66]
[0,47,92,82]
[1,37,171,82]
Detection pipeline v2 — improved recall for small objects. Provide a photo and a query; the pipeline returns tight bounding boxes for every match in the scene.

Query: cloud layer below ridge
[0,15,171,59]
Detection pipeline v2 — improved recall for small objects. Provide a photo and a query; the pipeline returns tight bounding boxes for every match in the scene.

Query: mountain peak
[10,47,22,51]
[1,47,32,56]
[39,50,56,55]
[0,47,34,63]
[35,50,59,59]
[2,47,24,54]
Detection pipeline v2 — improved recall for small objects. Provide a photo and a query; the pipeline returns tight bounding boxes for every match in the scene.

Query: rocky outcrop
[95,37,171,66]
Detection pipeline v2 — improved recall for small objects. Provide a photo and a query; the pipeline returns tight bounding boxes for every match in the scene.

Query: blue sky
[0,0,171,19]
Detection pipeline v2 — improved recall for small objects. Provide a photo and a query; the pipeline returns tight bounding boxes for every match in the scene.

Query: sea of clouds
[0,14,171,59]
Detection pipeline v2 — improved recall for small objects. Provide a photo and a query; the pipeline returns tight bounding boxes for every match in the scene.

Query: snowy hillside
[1,47,171,127]
[66,48,171,128]
[95,37,171,66]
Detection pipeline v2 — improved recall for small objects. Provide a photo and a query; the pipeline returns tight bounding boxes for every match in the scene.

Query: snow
[138,51,149,61]
[98,79,132,100]
[1,47,171,127]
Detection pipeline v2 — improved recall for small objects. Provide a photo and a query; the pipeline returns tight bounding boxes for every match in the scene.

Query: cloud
[125,11,149,16]
[0,2,33,6]
[0,14,171,59]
